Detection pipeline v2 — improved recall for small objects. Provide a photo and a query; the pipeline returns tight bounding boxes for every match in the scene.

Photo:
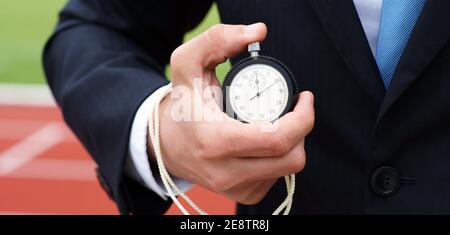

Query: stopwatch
[223,42,298,123]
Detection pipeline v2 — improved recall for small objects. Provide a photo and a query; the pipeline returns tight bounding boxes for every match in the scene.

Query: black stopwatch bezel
[222,55,298,123]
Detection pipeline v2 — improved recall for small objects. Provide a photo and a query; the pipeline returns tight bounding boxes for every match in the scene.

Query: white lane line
[0,119,49,140]
[0,83,56,107]
[0,211,54,215]
[5,158,97,182]
[0,119,76,143]
[0,122,67,175]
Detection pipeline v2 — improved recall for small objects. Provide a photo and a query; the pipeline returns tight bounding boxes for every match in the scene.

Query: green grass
[0,1,229,84]
[0,0,66,84]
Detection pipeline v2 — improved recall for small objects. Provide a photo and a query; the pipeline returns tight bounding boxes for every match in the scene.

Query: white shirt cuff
[126,83,193,200]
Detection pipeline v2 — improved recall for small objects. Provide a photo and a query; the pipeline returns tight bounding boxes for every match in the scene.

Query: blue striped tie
[375,0,425,89]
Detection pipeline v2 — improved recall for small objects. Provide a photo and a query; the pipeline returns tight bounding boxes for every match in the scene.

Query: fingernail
[245,23,262,35]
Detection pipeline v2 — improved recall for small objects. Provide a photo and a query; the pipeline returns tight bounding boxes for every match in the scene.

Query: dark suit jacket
[43,0,450,214]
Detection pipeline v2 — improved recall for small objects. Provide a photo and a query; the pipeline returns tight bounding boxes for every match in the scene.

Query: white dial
[229,64,289,122]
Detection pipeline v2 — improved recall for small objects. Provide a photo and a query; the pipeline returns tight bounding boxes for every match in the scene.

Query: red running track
[0,105,234,215]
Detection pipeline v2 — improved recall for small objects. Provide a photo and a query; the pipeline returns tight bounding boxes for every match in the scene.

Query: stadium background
[0,1,234,215]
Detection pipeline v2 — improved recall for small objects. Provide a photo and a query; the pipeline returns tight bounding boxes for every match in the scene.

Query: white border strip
[0,83,56,107]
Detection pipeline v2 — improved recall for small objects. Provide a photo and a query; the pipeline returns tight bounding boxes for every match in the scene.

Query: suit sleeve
[43,0,213,214]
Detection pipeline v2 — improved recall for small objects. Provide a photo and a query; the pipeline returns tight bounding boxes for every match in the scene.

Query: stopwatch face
[223,55,298,123]
[229,64,289,122]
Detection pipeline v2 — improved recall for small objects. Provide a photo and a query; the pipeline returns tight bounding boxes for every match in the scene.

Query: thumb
[170,23,267,82]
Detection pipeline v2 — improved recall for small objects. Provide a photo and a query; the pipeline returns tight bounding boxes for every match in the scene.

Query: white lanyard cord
[148,84,295,215]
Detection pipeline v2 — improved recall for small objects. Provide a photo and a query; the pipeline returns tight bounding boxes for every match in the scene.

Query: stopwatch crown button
[248,42,261,53]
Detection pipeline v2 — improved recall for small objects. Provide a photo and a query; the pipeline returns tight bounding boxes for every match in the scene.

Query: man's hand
[151,23,315,205]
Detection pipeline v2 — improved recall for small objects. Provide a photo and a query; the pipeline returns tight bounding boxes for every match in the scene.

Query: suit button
[370,166,400,197]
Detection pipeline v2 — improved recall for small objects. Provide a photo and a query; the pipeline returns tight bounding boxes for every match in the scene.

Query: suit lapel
[376,0,450,124]
[307,0,386,105]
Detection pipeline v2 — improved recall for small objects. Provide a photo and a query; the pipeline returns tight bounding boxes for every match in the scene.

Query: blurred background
[0,0,233,214]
